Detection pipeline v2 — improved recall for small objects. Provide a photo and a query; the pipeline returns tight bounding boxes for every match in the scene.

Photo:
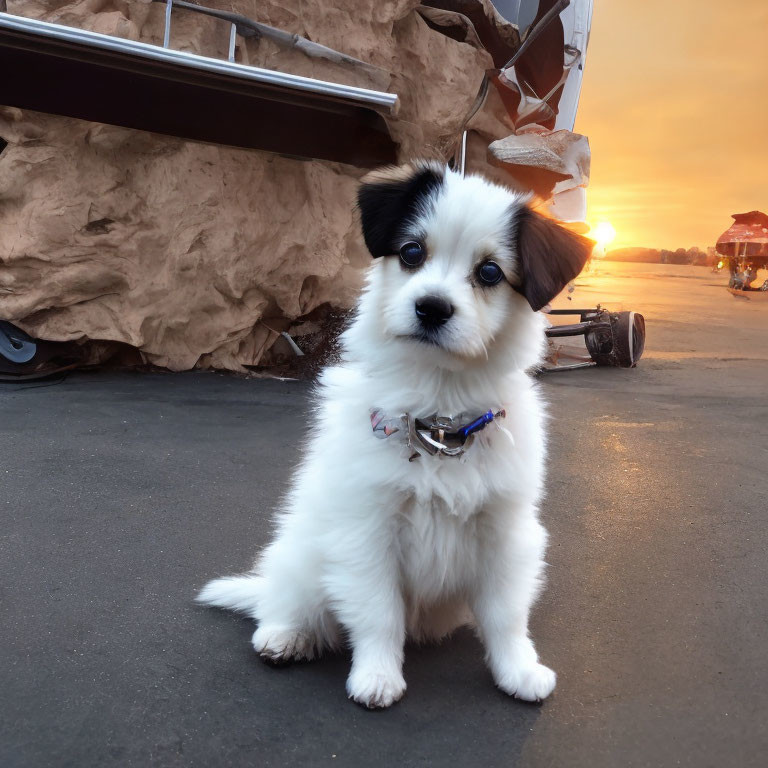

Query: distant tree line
[660,247,710,265]
[604,246,715,265]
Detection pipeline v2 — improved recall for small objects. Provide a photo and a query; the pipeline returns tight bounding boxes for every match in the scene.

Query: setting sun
[591,222,617,250]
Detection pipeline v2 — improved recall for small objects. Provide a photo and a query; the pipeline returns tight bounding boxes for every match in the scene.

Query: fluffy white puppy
[198,162,592,708]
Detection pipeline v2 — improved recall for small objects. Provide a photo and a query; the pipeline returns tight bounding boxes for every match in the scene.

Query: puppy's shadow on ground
[210,613,543,765]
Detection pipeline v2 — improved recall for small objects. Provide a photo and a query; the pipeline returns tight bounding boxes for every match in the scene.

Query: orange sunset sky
[575,1,768,251]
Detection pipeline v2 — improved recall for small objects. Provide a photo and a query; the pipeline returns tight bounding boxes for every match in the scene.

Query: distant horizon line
[605,245,714,252]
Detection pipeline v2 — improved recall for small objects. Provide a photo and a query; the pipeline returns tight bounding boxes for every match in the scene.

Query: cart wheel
[585,311,645,367]
[612,311,645,367]
[0,321,38,365]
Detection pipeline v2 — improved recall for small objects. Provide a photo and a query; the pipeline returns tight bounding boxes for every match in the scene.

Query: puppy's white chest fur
[397,489,480,601]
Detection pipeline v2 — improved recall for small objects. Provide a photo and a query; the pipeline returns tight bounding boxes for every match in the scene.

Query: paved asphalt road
[2,352,766,767]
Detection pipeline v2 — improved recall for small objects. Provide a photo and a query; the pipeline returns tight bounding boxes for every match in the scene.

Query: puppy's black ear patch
[513,207,594,312]
[357,163,444,258]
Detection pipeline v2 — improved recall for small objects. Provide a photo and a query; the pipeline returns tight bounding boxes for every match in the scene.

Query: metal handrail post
[163,0,172,49]
[227,22,236,62]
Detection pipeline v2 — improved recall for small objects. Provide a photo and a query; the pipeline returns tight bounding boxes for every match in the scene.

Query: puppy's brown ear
[357,163,444,258]
[513,207,594,311]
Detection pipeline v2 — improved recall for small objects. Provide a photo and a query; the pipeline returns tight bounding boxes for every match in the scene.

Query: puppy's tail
[196,575,264,617]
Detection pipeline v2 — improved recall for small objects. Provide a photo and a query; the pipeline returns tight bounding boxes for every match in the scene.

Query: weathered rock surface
[0,106,369,370]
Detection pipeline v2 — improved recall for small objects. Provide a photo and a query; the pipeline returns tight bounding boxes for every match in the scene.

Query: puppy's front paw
[346,666,406,709]
[252,625,316,665]
[495,661,556,702]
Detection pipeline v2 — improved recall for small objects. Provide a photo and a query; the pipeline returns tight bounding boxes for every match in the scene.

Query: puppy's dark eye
[476,260,504,286]
[399,241,426,268]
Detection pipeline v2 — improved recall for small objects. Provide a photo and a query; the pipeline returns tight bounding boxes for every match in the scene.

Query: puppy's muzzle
[415,295,454,329]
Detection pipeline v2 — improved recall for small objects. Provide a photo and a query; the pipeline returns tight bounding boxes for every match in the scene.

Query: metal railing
[0,10,398,112]
[155,0,386,76]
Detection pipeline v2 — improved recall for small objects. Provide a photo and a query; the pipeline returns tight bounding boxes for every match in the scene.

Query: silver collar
[370,407,506,460]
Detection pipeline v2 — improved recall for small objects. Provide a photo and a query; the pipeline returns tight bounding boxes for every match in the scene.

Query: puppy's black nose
[415,295,454,328]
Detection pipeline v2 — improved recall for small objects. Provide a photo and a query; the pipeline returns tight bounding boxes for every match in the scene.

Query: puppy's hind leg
[250,534,337,664]
[198,536,336,664]
[471,505,556,702]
